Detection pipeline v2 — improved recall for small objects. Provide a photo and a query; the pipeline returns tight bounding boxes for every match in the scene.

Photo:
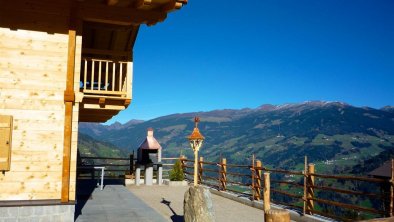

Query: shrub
[169,159,185,181]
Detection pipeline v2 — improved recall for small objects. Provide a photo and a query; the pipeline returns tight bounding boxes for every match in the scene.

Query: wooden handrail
[271,180,304,188]
[262,167,304,176]
[310,197,385,215]
[80,156,129,160]
[310,173,387,183]
[271,188,303,199]
[311,184,385,199]
[178,155,393,220]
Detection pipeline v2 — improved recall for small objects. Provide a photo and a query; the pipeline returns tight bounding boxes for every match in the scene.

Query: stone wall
[0,205,74,222]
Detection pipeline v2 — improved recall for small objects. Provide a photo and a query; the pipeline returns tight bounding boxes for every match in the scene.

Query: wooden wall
[0,28,81,201]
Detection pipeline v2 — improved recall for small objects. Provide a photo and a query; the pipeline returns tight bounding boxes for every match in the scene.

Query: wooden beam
[76,2,167,26]
[109,30,118,51]
[161,0,183,12]
[134,0,152,9]
[107,0,119,6]
[125,26,140,56]
[82,48,130,57]
[61,29,76,203]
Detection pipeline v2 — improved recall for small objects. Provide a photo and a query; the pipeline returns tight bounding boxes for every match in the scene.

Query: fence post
[198,156,203,185]
[390,159,394,217]
[180,155,186,178]
[220,158,227,191]
[251,154,256,200]
[303,156,307,215]
[254,160,262,200]
[306,163,315,215]
[263,172,271,212]
[129,153,134,176]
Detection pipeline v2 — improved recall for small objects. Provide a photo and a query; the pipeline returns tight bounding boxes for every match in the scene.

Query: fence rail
[179,155,394,221]
[78,155,134,178]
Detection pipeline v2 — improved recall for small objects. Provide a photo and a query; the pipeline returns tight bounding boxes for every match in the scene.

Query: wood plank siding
[0,28,81,201]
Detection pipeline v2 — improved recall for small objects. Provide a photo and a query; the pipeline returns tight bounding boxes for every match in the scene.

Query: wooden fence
[78,155,133,178]
[77,155,177,179]
[180,156,394,221]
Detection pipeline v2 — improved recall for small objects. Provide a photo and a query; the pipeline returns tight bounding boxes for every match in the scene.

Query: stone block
[264,209,290,222]
[17,218,30,222]
[7,207,18,218]
[184,186,215,222]
[33,206,44,216]
[0,208,9,217]
[19,206,33,217]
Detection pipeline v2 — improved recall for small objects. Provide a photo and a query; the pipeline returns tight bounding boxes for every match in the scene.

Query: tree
[169,159,185,181]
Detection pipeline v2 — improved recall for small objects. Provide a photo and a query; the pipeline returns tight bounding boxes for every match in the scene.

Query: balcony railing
[80,57,132,98]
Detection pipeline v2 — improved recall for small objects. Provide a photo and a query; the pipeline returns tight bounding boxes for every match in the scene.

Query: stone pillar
[135,167,141,186]
[145,164,153,186]
[264,209,290,222]
[184,186,215,222]
[157,163,163,185]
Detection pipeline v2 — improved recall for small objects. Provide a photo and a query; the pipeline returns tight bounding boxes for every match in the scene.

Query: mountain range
[79,101,394,174]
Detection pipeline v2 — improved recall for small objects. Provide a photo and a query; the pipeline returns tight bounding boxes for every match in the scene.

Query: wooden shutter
[0,115,12,171]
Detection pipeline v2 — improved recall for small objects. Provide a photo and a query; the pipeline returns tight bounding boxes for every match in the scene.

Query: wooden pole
[198,156,203,185]
[180,155,186,172]
[307,163,315,215]
[129,153,134,175]
[303,156,307,215]
[255,160,262,200]
[194,150,198,186]
[220,158,227,191]
[263,172,271,212]
[390,159,394,217]
[61,29,76,203]
[251,154,255,200]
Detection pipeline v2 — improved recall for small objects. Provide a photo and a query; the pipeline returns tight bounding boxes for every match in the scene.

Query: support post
[198,156,203,185]
[306,163,315,215]
[390,159,394,217]
[180,155,186,169]
[61,29,76,203]
[251,154,255,200]
[157,163,163,185]
[145,163,153,186]
[129,153,134,175]
[135,167,141,186]
[194,150,198,186]
[303,156,307,215]
[220,158,227,191]
[263,172,271,212]
[254,160,262,200]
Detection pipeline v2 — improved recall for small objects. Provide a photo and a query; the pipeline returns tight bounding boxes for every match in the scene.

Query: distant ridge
[79,101,394,174]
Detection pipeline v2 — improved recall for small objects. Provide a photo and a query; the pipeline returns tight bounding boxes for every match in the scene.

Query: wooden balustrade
[81,57,132,98]
[179,155,394,221]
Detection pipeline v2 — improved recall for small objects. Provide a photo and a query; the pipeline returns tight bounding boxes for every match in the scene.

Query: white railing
[81,57,132,98]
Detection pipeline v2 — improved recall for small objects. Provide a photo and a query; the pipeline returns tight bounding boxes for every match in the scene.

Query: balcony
[79,57,132,122]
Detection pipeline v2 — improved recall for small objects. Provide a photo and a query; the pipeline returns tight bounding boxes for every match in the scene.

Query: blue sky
[108,0,394,124]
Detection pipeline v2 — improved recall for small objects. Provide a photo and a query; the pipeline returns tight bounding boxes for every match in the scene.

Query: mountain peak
[257,104,277,111]
[381,106,394,113]
[257,101,350,112]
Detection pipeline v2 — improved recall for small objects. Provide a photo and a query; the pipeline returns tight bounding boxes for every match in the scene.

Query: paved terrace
[128,184,264,222]
[74,180,265,222]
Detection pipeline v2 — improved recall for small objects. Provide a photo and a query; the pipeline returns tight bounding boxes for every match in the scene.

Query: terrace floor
[75,180,167,222]
[127,184,265,222]
[74,179,265,222]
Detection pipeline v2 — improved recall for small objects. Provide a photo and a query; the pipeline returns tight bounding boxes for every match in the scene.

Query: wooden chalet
[0,0,186,220]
